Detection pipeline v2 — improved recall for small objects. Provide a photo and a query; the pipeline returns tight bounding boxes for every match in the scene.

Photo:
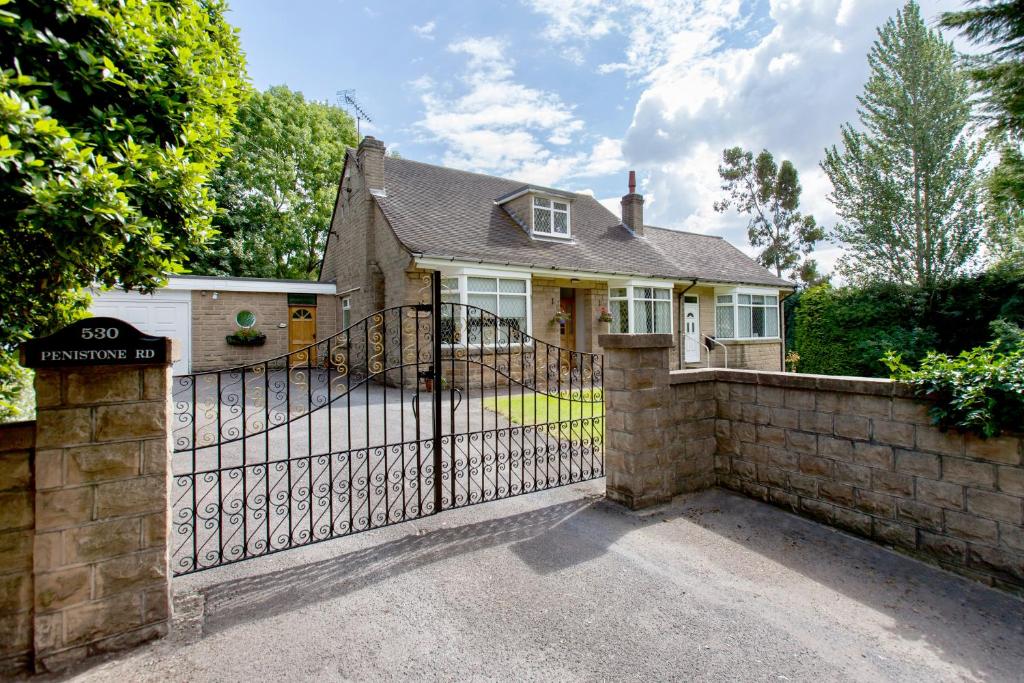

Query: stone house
[319,136,794,371]
[88,136,794,374]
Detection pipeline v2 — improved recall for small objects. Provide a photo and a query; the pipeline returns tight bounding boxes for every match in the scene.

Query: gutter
[412,253,794,290]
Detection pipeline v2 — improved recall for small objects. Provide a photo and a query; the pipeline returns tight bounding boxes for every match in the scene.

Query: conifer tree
[822,1,983,286]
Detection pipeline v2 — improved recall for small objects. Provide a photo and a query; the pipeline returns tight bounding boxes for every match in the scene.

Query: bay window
[608,283,672,334]
[715,290,780,339]
[440,273,531,345]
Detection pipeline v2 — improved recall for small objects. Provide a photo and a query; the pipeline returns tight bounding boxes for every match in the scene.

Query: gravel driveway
[49,481,1024,682]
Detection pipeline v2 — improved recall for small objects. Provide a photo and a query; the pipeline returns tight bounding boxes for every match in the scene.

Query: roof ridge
[644,224,724,239]
[386,156,589,197]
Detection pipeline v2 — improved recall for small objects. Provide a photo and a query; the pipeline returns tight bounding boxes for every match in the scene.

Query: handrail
[704,334,728,368]
[681,332,729,369]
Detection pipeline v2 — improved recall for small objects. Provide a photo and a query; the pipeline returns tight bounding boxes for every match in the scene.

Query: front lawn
[484,389,604,444]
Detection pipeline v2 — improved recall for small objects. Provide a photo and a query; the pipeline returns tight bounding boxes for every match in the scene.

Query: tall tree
[983,144,1024,266]
[940,0,1024,265]
[822,1,983,286]
[190,86,358,280]
[0,0,246,418]
[714,147,824,283]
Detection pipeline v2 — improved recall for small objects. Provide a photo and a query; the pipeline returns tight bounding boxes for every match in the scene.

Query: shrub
[883,330,1024,437]
[792,266,1024,377]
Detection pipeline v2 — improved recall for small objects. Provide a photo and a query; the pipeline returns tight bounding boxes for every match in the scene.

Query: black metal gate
[171,273,604,575]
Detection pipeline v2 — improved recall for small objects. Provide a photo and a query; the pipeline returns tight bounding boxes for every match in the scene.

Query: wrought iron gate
[171,273,604,575]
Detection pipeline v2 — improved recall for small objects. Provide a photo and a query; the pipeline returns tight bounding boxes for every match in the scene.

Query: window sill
[715,337,781,345]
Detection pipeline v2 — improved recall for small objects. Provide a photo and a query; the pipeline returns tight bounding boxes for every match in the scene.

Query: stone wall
[30,365,173,670]
[600,345,1024,594]
[0,360,175,674]
[603,336,715,509]
[0,421,35,674]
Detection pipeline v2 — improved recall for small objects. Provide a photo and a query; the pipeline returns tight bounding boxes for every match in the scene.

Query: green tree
[713,147,824,283]
[190,86,358,280]
[941,1,1024,265]
[983,145,1024,265]
[822,1,983,287]
[0,0,247,419]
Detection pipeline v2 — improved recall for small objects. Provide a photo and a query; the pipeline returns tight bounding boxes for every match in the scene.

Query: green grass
[484,389,604,444]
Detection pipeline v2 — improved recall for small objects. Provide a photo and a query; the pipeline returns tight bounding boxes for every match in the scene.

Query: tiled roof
[374,155,794,288]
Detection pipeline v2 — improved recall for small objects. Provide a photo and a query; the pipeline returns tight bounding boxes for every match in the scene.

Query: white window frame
[440,269,533,347]
[341,297,351,329]
[714,287,781,340]
[607,280,673,335]
[531,196,571,238]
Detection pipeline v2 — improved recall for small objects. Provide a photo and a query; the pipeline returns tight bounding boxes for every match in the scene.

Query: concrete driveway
[54,481,1024,682]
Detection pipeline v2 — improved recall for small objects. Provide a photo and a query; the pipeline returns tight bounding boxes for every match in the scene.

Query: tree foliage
[822,0,983,287]
[189,86,358,280]
[982,144,1024,266]
[940,1,1024,267]
[0,0,247,418]
[714,147,824,284]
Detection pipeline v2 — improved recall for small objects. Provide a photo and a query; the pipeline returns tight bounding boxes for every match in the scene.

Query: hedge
[791,266,1024,377]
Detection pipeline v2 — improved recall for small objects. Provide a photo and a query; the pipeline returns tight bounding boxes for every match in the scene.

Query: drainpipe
[779,290,791,372]
[678,279,698,368]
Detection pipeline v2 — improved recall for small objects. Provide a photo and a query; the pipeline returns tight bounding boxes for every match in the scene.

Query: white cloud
[412,20,436,40]
[413,36,623,186]
[525,0,966,277]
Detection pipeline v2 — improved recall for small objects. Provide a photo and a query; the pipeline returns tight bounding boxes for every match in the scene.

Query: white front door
[683,297,700,364]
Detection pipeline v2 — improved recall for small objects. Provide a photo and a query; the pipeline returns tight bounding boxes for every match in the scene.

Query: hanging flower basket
[550,310,571,326]
[597,306,613,323]
[226,329,267,346]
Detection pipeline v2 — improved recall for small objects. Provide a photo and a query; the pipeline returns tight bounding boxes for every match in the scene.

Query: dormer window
[533,197,570,237]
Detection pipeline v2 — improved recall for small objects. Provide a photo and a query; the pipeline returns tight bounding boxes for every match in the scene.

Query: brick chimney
[621,170,644,236]
[356,136,386,193]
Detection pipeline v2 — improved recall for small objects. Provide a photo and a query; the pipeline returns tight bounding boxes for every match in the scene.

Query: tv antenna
[337,89,374,138]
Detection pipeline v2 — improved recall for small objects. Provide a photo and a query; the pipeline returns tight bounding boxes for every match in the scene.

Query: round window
[236,310,256,328]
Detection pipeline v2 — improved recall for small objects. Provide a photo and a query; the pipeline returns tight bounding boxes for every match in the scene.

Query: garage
[89,288,192,374]
[87,276,339,375]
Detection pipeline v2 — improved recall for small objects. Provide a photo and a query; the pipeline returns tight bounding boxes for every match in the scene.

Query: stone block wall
[710,370,1023,593]
[0,421,35,674]
[602,336,715,509]
[28,365,172,671]
[602,356,1024,594]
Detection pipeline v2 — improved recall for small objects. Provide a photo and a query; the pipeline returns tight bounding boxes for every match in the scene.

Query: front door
[288,305,317,364]
[559,289,576,351]
[683,296,700,364]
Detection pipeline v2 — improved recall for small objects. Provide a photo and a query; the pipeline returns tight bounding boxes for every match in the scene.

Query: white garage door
[89,290,191,375]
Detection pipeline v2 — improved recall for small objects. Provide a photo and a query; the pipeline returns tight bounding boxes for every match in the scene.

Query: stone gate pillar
[599,333,676,509]
[21,318,174,672]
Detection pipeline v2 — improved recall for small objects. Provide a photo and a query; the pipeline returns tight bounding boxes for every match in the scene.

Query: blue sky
[230,0,964,274]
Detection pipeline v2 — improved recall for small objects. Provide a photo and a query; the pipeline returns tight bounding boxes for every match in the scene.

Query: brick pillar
[599,333,674,509]
[30,363,172,671]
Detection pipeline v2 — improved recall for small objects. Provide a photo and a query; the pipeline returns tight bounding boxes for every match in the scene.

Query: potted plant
[597,306,613,324]
[226,327,267,347]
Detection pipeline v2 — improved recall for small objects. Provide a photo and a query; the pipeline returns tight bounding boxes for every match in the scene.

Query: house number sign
[21,317,170,368]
